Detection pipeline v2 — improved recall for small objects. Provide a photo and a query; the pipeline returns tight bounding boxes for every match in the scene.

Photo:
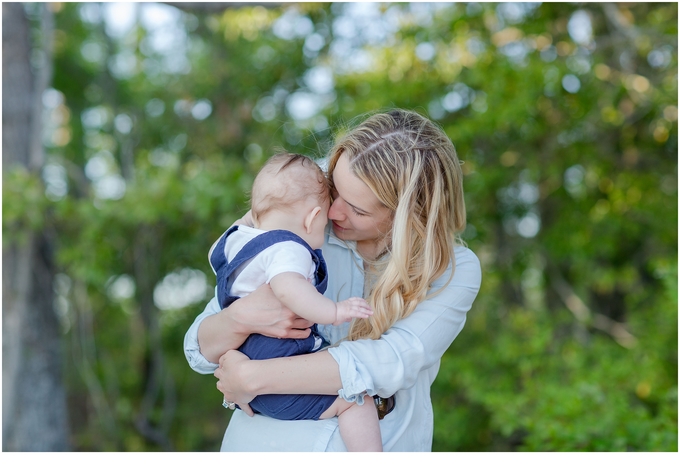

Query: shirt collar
[325,224,360,255]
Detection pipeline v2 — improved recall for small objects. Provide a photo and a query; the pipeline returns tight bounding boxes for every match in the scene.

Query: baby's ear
[304,206,322,234]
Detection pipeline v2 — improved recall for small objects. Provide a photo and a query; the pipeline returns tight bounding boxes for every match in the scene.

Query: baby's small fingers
[355,308,373,318]
[351,297,372,308]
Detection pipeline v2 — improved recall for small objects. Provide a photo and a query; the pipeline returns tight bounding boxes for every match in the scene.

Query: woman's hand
[230,210,254,228]
[198,283,313,363]
[215,350,256,417]
[231,283,314,340]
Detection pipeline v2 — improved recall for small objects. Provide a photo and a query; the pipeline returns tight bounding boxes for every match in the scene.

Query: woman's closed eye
[345,198,369,216]
[333,190,369,217]
[350,206,368,217]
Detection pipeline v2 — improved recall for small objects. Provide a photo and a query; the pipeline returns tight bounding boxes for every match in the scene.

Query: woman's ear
[304,206,322,234]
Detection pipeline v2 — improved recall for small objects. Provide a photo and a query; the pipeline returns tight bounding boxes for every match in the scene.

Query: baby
[208,152,382,452]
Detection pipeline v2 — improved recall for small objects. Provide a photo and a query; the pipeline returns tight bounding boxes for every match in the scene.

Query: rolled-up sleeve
[328,247,481,400]
[184,290,221,374]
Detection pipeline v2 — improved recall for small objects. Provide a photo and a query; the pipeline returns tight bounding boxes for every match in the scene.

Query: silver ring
[222,398,236,410]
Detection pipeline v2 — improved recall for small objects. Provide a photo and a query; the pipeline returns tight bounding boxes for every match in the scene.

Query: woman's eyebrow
[331,170,371,214]
[345,198,370,215]
[333,186,369,214]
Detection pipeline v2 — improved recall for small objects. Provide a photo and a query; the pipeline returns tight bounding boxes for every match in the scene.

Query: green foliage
[434,291,678,451]
[8,2,675,451]
[2,167,50,240]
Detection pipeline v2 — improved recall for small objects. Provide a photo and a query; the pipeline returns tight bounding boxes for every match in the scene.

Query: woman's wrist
[239,358,265,396]
[227,299,257,337]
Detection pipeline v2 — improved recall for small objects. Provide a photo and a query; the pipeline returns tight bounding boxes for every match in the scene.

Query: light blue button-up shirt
[184,226,481,451]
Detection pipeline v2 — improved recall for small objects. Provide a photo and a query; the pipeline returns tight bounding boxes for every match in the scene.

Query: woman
[184,109,482,451]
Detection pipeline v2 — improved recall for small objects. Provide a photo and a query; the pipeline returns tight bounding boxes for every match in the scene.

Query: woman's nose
[328,198,344,221]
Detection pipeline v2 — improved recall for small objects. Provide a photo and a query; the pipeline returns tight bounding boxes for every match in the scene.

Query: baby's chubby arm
[269,272,372,326]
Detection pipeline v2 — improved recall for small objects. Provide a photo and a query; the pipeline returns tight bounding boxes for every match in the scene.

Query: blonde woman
[184,109,482,451]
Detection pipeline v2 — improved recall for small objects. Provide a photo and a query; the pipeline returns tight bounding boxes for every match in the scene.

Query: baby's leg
[319,397,382,452]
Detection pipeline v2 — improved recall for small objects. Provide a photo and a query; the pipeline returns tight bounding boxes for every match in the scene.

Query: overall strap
[212,227,328,309]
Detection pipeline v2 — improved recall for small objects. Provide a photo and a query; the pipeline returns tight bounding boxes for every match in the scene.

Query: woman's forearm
[198,308,250,364]
[198,283,316,364]
[246,350,342,396]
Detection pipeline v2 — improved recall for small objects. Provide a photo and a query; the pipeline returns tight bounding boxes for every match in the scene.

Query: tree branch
[549,264,638,349]
[602,3,640,42]
[72,280,120,447]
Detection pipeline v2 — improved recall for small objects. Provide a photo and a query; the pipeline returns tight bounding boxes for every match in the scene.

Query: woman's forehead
[333,152,380,211]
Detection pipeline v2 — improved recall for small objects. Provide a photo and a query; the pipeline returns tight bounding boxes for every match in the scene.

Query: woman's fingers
[214,350,258,409]
[236,284,315,339]
[291,316,314,329]
[239,402,254,417]
[282,326,312,339]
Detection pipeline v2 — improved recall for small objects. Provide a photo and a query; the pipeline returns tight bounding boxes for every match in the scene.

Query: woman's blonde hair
[327,109,466,341]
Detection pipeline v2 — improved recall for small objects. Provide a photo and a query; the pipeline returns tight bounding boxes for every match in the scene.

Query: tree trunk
[2,2,70,451]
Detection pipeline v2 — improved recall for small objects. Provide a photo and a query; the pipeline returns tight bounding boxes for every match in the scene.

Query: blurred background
[2,2,677,452]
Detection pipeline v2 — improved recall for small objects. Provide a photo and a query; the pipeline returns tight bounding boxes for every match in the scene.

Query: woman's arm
[215,348,342,415]
[215,247,481,400]
[184,283,315,369]
[329,247,481,398]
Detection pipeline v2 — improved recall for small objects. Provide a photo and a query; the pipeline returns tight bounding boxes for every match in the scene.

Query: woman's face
[328,152,393,258]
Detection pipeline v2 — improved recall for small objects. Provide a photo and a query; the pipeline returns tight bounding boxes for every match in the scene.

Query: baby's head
[251,153,330,249]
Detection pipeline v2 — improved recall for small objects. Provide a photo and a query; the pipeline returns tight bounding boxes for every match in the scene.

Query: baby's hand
[334,297,373,325]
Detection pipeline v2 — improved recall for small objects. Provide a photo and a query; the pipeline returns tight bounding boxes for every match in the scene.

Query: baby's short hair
[250,153,329,221]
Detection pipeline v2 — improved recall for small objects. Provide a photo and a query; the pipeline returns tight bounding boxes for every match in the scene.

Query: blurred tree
[2,2,70,451]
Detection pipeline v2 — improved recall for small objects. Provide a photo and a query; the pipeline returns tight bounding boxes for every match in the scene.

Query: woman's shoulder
[435,245,482,289]
[453,244,481,270]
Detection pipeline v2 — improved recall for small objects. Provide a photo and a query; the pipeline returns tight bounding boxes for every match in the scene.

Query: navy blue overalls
[210,225,338,420]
